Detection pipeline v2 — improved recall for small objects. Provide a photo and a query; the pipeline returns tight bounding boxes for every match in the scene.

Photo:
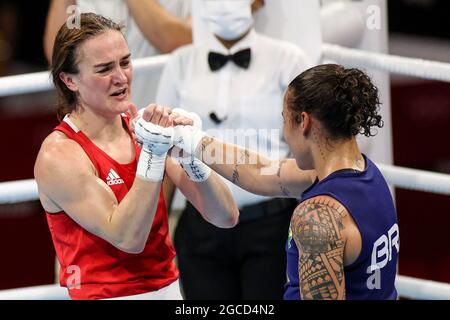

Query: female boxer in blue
[172,64,399,300]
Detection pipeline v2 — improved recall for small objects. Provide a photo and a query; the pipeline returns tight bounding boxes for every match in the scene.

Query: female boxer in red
[34,13,238,300]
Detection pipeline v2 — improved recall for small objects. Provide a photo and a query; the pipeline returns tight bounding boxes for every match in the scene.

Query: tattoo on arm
[199,136,216,163]
[291,197,347,300]
[201,136,215,152]
[276,159,288,178]
[279,184,291,197]
[276,160,292,197]
[231,166,240,185]
[238,149,251,164]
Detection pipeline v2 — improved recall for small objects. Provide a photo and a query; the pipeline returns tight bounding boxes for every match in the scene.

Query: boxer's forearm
[196,136,288,197]
[183,173,239,228]
[165,156,238,228]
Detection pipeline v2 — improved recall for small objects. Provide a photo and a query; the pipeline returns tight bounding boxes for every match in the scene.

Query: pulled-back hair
[286,64,383,139]
[51,13,123,121]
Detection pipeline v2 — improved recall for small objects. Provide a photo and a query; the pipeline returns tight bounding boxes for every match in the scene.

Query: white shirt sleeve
[280,46,314,91]
[157,0,192,19]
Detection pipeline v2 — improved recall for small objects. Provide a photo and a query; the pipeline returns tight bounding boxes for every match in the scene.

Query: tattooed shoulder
[293,196,346,224]
[291,196,348,300]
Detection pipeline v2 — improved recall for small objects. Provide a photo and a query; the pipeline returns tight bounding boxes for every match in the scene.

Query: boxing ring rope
[322,44,450,82]
[3,43,450,98]
[1,163,450,205]
[396,275,450,300]
[0,276,447,300]
[376,164,450,196]
[0,54,170,97]
[0,179,38,204]
[1,44,450,299]
[0,274,448,300]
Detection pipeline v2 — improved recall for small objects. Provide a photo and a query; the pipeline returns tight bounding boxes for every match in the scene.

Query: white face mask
[202,0,254,41]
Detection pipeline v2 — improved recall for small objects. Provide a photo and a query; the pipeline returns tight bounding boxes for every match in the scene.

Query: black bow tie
[208,48,251,71]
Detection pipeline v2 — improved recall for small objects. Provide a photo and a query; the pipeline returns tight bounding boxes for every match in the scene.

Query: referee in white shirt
[157,0,311,299]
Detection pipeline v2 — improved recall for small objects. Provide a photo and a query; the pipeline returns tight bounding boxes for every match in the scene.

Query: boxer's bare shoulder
[34,131,97,212]
[36,131,94,175]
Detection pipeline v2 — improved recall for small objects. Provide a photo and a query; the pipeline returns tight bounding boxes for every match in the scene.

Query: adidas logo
[106,168,125,186]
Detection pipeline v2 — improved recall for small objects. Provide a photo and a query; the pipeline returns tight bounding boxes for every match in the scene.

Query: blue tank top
[284,155,399,300]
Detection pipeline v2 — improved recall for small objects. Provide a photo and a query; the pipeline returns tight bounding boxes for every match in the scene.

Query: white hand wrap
[171,108,207,158]
[134,118,173,182]
[171,108,211,182]
[172,108,202,129]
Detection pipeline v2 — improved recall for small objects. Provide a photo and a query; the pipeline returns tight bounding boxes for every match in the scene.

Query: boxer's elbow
[113,238,146,254]
[221,207,240,228]
[108,225,149,254]
[209,205,239,229]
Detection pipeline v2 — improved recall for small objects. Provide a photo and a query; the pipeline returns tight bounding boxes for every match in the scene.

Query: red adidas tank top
[46,114,178,300]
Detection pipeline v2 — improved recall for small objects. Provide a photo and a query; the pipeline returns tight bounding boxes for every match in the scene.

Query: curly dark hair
[286,64,383,139]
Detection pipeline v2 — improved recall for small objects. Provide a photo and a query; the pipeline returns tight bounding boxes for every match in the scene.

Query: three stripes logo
[106,168,124,186]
